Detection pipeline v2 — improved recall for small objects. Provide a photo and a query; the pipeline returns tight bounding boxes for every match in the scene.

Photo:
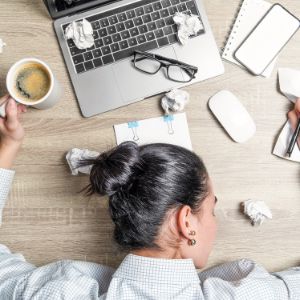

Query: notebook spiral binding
[221,0,248,56]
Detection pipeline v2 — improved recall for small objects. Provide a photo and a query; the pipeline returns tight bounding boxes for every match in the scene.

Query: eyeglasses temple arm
[133,50,198,71]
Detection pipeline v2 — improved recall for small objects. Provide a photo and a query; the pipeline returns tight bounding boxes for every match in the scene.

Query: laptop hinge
[44,0,121,19]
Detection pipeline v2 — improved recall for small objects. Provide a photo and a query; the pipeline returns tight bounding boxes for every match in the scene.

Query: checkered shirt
[0,168,299,299]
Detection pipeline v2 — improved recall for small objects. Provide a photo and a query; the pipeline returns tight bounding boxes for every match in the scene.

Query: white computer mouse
[209,90,256,143]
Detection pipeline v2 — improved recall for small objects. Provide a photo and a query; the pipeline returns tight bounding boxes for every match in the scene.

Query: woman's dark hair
[81,142,208,250]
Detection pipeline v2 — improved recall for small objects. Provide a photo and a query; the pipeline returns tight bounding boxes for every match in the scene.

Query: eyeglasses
[132,50,198,83]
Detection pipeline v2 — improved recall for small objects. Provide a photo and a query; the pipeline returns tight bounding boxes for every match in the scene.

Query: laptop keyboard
[63,0,204,74]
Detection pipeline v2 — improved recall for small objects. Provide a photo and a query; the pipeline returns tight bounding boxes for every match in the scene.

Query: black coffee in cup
[14,63,51,102]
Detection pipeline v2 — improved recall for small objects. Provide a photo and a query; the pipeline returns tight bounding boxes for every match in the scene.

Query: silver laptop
[45,0,224,117]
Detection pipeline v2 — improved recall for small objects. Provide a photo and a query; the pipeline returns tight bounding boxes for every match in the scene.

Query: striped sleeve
[0,168,15,225]
[198,259,291,299]
[273,267,300,299]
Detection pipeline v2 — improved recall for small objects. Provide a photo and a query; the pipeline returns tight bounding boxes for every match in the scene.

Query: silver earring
[189,239,196,246]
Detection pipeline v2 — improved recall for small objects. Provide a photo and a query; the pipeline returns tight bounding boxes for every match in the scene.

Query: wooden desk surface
[0,0,299,272]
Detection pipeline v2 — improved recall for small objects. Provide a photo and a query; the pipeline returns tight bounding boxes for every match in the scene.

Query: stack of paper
[273,68,300,162]
[222,0,276,78]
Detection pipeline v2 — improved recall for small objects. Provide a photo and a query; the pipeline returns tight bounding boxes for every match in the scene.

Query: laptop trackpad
[112,47,180,103]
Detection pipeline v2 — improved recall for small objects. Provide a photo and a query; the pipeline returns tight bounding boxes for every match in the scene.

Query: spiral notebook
[114,112,193,150]
[222,0,277,78]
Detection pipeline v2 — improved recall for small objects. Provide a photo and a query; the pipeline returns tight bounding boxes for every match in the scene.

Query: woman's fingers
[288,99,300,130]
[5,99,19,129]
[295,98,300,117]
[288,110,298,130]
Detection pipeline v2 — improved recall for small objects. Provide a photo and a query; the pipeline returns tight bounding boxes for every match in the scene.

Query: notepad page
[114,112,193,150]
[273,121,300,162]
[222,0,276,77]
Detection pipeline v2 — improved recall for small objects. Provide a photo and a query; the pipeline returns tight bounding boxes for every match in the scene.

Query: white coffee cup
[0,58,62,117]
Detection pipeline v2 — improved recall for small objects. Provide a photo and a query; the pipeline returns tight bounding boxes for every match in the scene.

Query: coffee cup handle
[0,101,7,118]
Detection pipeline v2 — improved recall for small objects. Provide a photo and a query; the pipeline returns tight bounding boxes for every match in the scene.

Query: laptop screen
[45,0,117,19]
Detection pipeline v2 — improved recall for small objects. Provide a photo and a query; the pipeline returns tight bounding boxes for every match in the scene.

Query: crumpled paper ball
[66,148,99,175]
[161,89,190,114]
[242,199,272,226]
[65,19,94,49]
[173,12,204,45]
[0,38,6,53]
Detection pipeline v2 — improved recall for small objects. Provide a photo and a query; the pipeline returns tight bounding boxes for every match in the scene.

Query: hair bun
[88,142,140,196]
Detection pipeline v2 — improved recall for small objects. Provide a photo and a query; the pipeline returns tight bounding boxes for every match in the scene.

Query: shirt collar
[113,254,200,285]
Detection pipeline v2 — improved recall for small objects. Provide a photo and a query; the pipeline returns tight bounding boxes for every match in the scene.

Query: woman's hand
[288,98,300,147]
[0,95,26,169]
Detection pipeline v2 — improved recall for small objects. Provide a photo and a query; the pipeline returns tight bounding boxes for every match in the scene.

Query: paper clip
[128,121,139,141]
[163,115,174,135]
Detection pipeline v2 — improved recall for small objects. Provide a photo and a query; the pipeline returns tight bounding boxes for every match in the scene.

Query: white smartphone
[234,4,299,76]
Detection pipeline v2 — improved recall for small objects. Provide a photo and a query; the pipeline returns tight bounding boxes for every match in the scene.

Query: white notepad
[114,112,193,150]
[222,0,276,78]
[272,68,300,163]
[273,121,300,162]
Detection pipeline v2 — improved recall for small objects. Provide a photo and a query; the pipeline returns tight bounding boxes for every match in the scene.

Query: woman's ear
[177,205,195,241]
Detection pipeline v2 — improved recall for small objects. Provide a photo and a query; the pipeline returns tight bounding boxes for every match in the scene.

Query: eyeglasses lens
[168,65,193,82]
[134,54,161,74]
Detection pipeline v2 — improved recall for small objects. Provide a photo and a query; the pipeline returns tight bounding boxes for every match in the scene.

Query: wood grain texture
[0,0,299,272]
